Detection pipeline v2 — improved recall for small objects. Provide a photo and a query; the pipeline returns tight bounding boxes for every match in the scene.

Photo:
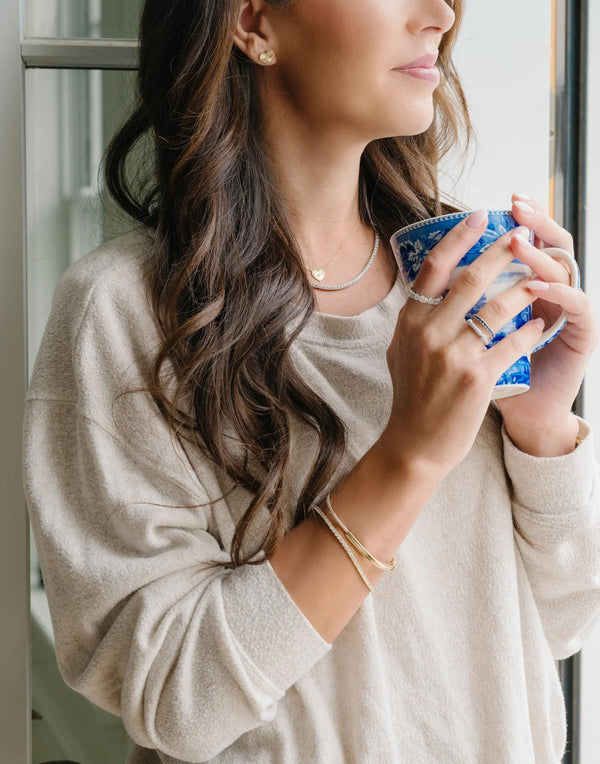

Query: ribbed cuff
[502,418,596,520]
[221,561,331,696]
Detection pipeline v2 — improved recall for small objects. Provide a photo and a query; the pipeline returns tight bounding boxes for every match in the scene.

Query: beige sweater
[24,229,600,763]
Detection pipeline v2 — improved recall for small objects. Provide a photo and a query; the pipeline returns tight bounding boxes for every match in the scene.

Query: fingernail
[512,232,531,247]
[513,192,532,201]
[466,209,488,228]
[513,201,534,216]
[526,280,549,292]
[533,318,546,330]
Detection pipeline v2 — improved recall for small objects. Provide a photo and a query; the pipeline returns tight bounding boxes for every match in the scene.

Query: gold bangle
[312,506,374,593]
[325,495,396,572]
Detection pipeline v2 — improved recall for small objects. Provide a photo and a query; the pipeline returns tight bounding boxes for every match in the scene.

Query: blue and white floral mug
[390,210,580,399]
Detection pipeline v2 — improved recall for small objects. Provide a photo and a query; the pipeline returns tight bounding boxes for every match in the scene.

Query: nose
[409,0,456,37]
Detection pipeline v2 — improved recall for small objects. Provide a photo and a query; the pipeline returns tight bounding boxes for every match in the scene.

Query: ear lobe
[233,0,272,63]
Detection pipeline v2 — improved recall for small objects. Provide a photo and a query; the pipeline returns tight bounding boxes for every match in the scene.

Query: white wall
[442,1,551,209]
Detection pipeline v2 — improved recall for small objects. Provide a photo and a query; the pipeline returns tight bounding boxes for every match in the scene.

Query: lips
[394,53,440,84]
[396,53,439,71]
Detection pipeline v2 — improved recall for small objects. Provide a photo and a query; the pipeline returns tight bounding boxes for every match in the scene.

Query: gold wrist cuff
[325,494,396,572]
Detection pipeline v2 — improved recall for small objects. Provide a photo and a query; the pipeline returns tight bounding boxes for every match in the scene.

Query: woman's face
[264,0,456,143]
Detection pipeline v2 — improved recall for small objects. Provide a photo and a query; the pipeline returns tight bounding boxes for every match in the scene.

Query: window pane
[26,66,142,369]
[26,0,142,39]
[26,65,141,761]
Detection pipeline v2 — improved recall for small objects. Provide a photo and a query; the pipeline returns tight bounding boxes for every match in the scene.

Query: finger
[510,232,572,285]
[483,318,545,378]
[525,280,594,327]
[410,209,489,300]
[511,194,574,253]
[439,227,529,320]
[464,280,535,344]
[525,281,598,356]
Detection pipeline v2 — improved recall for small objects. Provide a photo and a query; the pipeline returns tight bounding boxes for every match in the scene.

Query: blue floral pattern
[494,355,530,392]
[391,210,528,284]
[390,210,552,397]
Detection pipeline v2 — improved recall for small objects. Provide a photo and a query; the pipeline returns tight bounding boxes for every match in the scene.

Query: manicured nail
[526,280,550,292]
[466,209,488,228]
[513,192,532,201]
[513,200,534,216]
[512,232,531,247]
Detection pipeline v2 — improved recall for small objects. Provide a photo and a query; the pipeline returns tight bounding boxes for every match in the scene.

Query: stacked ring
[466,314,495,345]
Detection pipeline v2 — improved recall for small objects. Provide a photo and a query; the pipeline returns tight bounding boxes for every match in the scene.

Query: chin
[376,116,435,141]
[406,107,436,134]
[376,103,436,140]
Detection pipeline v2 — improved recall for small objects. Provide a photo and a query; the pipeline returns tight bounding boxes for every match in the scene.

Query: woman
[24,0,600,761]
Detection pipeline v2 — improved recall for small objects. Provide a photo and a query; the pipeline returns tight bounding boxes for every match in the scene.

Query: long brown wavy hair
[105,0,471,565]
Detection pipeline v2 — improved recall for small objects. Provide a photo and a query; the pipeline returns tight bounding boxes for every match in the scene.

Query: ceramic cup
[390,210,580,399]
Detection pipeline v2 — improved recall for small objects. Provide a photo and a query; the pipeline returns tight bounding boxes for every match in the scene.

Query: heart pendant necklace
[307,214,360,285]
[311,230,379,291]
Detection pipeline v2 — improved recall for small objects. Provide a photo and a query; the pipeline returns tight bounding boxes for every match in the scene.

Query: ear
[233,0,277,64]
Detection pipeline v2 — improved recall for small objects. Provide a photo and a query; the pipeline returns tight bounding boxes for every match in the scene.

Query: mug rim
[391,209,514,240]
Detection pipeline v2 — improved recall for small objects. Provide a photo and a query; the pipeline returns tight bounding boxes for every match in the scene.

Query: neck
[260,88,369,259]
[256,83,397,316]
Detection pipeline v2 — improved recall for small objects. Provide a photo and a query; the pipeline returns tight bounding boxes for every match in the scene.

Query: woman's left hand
[495,194,598,456]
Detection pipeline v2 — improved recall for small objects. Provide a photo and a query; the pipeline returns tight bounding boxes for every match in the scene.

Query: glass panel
[26,66,141,764]
[26,66,144,369]
[26,0,142,39]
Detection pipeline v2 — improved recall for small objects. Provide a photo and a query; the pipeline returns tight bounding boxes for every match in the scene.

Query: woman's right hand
[380,210,545,483]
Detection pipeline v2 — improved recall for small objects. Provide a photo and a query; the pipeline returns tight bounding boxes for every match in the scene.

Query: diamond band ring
[406,286,444,306]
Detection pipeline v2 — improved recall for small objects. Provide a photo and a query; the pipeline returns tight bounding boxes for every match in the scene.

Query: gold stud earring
[258,50,276,66]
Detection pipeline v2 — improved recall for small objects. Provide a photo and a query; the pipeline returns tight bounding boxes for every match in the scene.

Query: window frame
[0,7,139,760]
[553,0,589,756]
[0,1,29,760]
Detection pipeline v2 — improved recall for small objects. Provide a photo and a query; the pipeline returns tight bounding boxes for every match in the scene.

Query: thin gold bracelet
[312,506,374,593]
[325,495,396,572]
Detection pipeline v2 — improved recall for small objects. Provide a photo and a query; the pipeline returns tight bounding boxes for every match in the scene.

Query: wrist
[502,411,580,457]
[376,424,450,487]
[329,434,442,563]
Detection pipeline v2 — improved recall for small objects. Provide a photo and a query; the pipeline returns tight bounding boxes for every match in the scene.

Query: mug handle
[531,246,580,353]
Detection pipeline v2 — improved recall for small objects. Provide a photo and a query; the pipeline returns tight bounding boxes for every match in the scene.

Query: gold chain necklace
[307,215,361,283]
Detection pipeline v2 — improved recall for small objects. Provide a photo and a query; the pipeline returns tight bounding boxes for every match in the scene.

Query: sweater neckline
[298,278,404,346]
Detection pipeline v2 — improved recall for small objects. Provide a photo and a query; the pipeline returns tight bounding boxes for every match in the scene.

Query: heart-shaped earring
[258,50,276,66]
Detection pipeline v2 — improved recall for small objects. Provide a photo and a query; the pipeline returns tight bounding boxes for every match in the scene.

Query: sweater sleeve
[503,421,600,660]
[23,245,330,761]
